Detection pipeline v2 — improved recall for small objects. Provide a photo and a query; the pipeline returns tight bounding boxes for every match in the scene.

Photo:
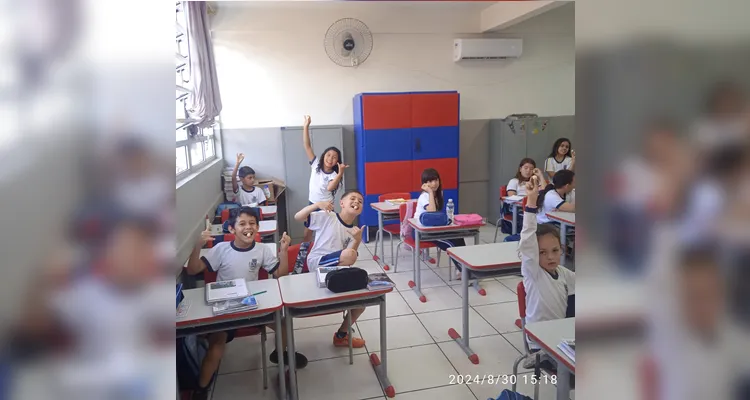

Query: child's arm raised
[569,150,576,171]
[326,163,348,192]
[519,177,543,280]
[273,232,291,277]
[302,115,316,163]
[294,201,334,222]
[232,153,244,194]
[186,227,214,275]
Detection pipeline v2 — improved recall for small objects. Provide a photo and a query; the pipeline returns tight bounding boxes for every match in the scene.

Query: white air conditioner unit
[453,38,522,62]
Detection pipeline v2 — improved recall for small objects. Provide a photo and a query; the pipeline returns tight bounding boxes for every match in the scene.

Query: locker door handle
[415,138,421,152]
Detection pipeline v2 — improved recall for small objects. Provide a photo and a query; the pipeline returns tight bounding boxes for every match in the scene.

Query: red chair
[495,186,514,242]
[375,193,412,270]
[393,202,440,272]
[511,281,561,399]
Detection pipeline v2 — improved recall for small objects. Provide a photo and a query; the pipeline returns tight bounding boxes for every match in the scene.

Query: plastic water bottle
[446,199,455,222]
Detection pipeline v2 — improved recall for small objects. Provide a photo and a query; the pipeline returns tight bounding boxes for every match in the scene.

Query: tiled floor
[211,226,574,400]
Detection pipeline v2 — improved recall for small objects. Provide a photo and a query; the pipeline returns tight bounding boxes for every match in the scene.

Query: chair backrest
[286,242,314,274]
[398,202,416,222]
[378,193,412,202]
[500,185,508,199]
[522,197,528,207]
[516,281,526,318]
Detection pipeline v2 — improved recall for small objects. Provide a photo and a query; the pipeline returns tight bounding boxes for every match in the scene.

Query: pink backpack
[453,214,483,225]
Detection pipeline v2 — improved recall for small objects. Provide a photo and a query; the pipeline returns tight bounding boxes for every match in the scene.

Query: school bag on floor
[489,389,533,400]
[177,335,216,392]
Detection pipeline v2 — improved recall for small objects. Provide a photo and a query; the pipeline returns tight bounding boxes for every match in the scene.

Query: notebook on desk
[205,279,249,303]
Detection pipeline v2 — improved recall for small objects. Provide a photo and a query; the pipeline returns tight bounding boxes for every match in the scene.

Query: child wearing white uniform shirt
[519,177,575,367]
[506,158,546,197]
[231,154,268,206]
[294,189,369,349]
[544,137,576,181]
[536,170,575,224]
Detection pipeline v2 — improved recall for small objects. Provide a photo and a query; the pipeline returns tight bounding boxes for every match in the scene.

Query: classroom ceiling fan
[324,18,373,67]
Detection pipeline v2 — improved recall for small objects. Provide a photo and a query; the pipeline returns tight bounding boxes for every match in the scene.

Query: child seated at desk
[536,169,575,224]
[294,189,367,349]
[506,158,546,197]
[186,207,305,399]
[415,168,467,279]
[519,177,575,368]
[231,153,267,206]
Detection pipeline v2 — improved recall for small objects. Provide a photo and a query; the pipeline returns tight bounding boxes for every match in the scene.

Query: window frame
[176,1,217,180]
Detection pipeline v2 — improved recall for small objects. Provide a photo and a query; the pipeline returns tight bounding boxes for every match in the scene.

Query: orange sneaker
[333,332,366,348]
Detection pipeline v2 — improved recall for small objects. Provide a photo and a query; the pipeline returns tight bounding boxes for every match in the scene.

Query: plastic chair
[375,193,412,270]
[511,281,559,400]
[393,202,440,272]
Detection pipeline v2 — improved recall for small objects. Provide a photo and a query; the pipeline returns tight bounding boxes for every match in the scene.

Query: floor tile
[295,354,385,400]
[212,367,281,400]
[402,286,463,314]
[437,334,525,376]
[291,323,367,362]
[358,291,414,321]
[496,275,523,293]
[389,252,435,271]
[357,314,434,352]
[432,267,463,286]
[416,308,497,343]
[219,332,275,374]
[292,312,347,330]
[451,280,517,306]
[392,384,476,399]
[473,302,522,334]
[501,332,528,355]
[387,269,445,292]
[386,344,458,393]
[469,372,563,400]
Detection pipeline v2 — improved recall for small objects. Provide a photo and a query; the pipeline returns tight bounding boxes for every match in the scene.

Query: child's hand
[526,176,540,203]
[571,149,576,159]
[303,115,311,127]
[348,225,365,241]
[236,153,245,165]
[533,168,542,177]
[279,232,291,251]
[337,163,349,173]
[199,229,215,246]
[317,201,334,212]
[421,183,433,193]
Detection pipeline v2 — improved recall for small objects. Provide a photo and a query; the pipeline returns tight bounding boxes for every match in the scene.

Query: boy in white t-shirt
[536,169,575,224]
[294,189,367,349]
[186,207,302,399]
[519,176,576,368]
[231,153,267,206]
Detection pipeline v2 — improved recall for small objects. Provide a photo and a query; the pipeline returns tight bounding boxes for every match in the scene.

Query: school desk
[279,273,395,399]
[241,205,278,220]
[524,318,575,400]
[370,201,406,270]
[545,211,575,265]
[406,218,484,302]
[446,242,521,363]
[176,279,286,398]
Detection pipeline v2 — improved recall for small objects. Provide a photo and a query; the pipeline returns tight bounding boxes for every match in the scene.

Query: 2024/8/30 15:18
[449,374,558,385]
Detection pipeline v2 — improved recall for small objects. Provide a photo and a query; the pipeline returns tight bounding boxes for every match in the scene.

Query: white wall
[211,2,574,129]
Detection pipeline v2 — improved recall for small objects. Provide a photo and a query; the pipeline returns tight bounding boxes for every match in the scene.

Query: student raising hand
[199,228,215,246]
[236,153,245,165]
[279,231,291,251]
[526,176,540,205]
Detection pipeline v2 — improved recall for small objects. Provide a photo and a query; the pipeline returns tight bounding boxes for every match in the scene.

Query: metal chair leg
[512,353,524,392]
[394,241,403,272]
[437,250,441,268]
[494,218,502,243]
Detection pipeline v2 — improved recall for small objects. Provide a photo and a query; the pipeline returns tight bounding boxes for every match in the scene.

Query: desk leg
[275,309,286,400]
[408,231,426,302]
[471,232,487,296]
[347,311,353,365]
[371,295,395,398]
[448,263,479,364]
[512,204,518,235]
[559,223,567,266]
[556,363,571,400]
[286,310,298,400]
